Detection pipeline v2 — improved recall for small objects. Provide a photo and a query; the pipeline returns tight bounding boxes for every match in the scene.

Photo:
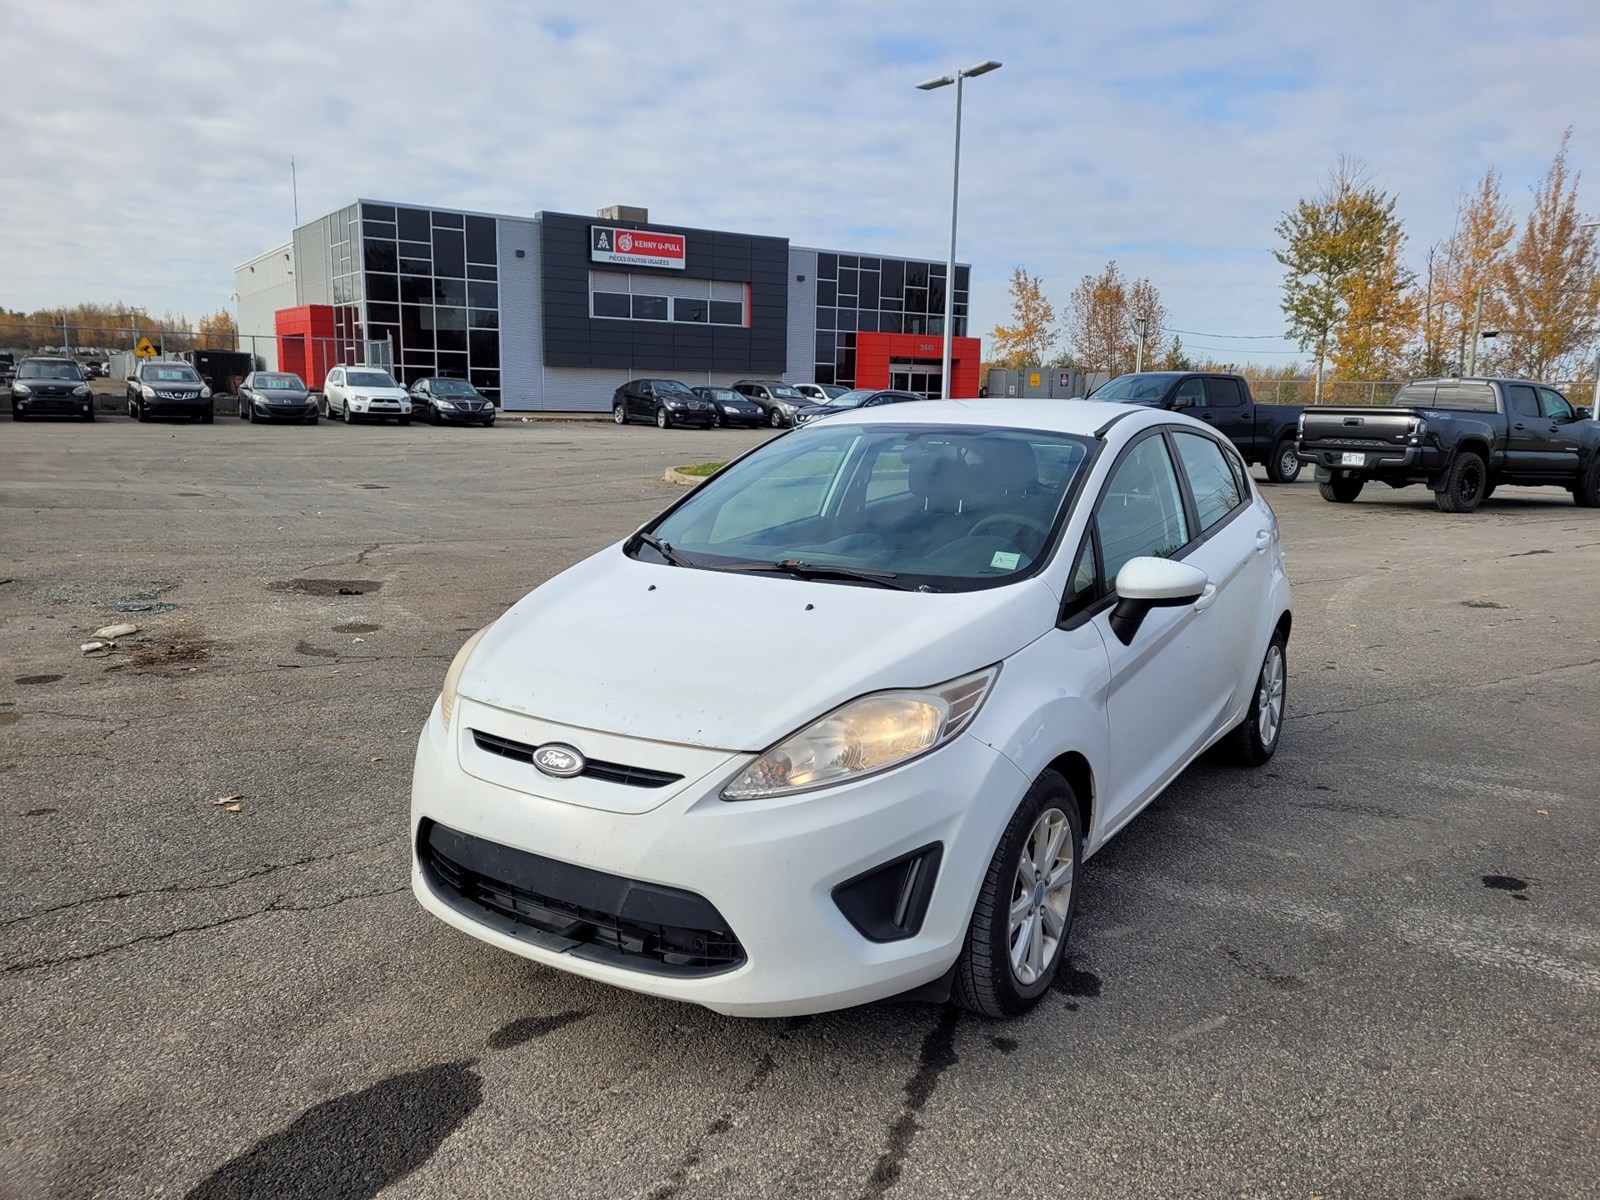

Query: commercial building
[236,201,979,411]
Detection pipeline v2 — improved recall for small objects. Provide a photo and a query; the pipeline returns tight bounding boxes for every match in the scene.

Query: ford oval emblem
[532,743,585,778]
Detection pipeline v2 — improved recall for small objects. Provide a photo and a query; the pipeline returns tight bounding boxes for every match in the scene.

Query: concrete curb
[663,467,707,486]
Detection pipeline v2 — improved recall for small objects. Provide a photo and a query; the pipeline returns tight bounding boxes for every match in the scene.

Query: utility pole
[1465,287,1484,376]
[291,157,299,227]
[1133,317,1149,373]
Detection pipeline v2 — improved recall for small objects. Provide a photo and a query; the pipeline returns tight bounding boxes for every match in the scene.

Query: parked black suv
[10,357,96,421]
[126,359,213,422]
[612,378,716,428]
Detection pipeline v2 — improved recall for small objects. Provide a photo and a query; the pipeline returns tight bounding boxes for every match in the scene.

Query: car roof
[793,397,1176,439]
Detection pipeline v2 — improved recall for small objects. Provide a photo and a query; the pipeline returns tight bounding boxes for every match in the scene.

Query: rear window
[1394,380,1496,411]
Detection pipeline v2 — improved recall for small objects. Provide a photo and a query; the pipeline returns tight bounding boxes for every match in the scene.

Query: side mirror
[1171,394,1195,410]
[1575,405,1593,421]
[1108,557,1209,645]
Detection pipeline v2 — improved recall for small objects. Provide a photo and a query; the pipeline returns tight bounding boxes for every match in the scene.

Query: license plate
[1340,452,1366,467]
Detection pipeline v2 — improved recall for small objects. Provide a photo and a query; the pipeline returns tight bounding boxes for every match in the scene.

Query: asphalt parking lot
[3,414,1598,1200]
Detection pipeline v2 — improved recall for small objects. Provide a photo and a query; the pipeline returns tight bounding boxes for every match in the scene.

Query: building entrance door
[888,357,943,398]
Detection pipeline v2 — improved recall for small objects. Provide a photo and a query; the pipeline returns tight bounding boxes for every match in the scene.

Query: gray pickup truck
[1296,376,1600,512]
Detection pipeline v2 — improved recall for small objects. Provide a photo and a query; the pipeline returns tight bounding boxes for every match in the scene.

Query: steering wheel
[968,513,1053,539]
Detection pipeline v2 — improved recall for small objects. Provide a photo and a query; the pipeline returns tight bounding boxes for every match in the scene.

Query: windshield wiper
[629,531,694,567]
[714,560,922,590]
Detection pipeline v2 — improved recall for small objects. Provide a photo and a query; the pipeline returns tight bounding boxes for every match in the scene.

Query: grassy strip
[674,462,727,477]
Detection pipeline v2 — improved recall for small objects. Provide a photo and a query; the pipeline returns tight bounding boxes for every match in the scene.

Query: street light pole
[1133,317,1149,373]
[1582,222,1600,418]
[917,60,1001,400]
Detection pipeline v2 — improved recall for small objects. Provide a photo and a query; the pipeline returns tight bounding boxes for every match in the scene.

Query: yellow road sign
[134,338,157,358]
[1028,372,1041,388]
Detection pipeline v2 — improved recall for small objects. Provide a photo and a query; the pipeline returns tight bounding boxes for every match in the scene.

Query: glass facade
[328,203,364,368]
[812,254,969,387]
[359,202,500,398]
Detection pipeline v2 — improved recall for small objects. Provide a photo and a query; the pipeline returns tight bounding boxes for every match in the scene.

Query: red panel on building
[854,332,983,398]
[274,305,338,390]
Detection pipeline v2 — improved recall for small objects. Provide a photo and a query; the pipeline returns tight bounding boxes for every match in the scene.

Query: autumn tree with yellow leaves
[1064,261,1168,377]
[987,267,1057,369]
[196,309,239,350]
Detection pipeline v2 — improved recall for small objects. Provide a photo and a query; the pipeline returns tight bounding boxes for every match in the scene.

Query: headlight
[439,626,492,731]
[13,383,31,396]
[201,386,212,399]
[74,385,91,397]
[352,394,367,403]
[721,667,998,800]
[140,384,155,398]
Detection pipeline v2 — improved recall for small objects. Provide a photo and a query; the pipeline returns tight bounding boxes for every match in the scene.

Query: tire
[307,415,318,425]
[428,404,440,425]
[1266,437,1302,483]
[953,769,1083,1018]
[613,403,626,425]
[10,408,22,421]
[136,401,148,423]
[712,411,723,428]
[656,406,670,430]
[768,408,785,429]
[1435,452,1487,513]
[83,407,95,422]
[1220,631,1287,766]
[1317,475,1363,503]
[343,400,355,425]
[1572,457,1600,508]
[239,399,249,420]
[201,407,214,424]
[399,417,410,426]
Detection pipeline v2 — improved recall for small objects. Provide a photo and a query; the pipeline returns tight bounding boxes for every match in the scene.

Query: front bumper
[410,698,1028,1016]
[435,406,494,423]
[254,401,317,420]
[351,399,411,417]
[14,393,92,415]
[141,393,209,413]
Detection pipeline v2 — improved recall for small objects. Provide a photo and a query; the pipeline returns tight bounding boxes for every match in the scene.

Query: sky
[2,0,1597,365]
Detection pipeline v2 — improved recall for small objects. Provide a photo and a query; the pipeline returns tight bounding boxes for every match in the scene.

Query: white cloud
[1,0,1595,364]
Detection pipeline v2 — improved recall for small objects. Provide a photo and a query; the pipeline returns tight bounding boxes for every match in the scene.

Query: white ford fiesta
[411,399,1291,1018]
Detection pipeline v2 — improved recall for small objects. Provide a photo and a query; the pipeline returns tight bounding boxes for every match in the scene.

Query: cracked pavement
[2,417,1598,1199]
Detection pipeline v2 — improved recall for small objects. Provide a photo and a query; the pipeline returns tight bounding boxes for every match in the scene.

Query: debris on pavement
[92,623,141,641]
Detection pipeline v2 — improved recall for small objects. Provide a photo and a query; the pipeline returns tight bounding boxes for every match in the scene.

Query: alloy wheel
[1008,808,1075,986]
[1257,643,1285,748]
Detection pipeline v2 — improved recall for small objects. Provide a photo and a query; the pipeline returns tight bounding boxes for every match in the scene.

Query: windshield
[348,370,398,388]
[431,379,477,396]
[256,374,305,390]
[707,389,741,402]
[768,384,806,400]
[639,423,1094,591]
[1091,375,1175,405]
[18,361,84,380]
[653,380,695,396]
[145,365,202,383]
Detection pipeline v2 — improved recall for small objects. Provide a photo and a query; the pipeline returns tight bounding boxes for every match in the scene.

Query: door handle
[1514,423,1526,430]
[1193,584,1219,612]
[1255,529,1271,554]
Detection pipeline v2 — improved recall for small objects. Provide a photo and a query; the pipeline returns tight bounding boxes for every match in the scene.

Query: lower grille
[418,819,745,977]
[471,730,683,788]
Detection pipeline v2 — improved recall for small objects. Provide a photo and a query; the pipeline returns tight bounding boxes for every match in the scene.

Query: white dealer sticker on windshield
[990,551,1021,570]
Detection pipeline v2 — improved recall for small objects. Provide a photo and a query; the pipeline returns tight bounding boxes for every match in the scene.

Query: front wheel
[1435,452,1487,513]
[307,415,318,425]
[1318,475,1364,503]
[711,411,723,428]
[201,407,214,424]
[343,400,355,424]
[768,408,785,429]
[1266,437,1302,483]
[954,769,1083,1018]
[83,408,95,422]
[398,416,410,426]
[1220,631,1287,766]
[136,401,148,423]
[613,403,626,425]
[656,406,670,430]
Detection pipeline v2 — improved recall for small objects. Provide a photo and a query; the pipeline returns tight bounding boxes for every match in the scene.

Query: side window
[1203,377,1244,407]
[1508,385,1539,418]
[1172,431,1244,530]
[1538,388,1574,421]
[1060,533,1101,619]
[1094,435,1192,587]
[1174,377,1206,408]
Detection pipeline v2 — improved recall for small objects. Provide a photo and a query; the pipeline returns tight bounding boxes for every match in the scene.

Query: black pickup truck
[1090,372,1306,482]
[1296,377,1600,513]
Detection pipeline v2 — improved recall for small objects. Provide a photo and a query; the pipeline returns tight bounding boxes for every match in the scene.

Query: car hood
[258,390,310,401]
[351,387,409,400]
[458,547,1063,751]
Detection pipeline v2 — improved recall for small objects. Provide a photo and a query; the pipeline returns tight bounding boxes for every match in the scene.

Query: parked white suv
[320,367,412,425]
[794,383,848,404]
